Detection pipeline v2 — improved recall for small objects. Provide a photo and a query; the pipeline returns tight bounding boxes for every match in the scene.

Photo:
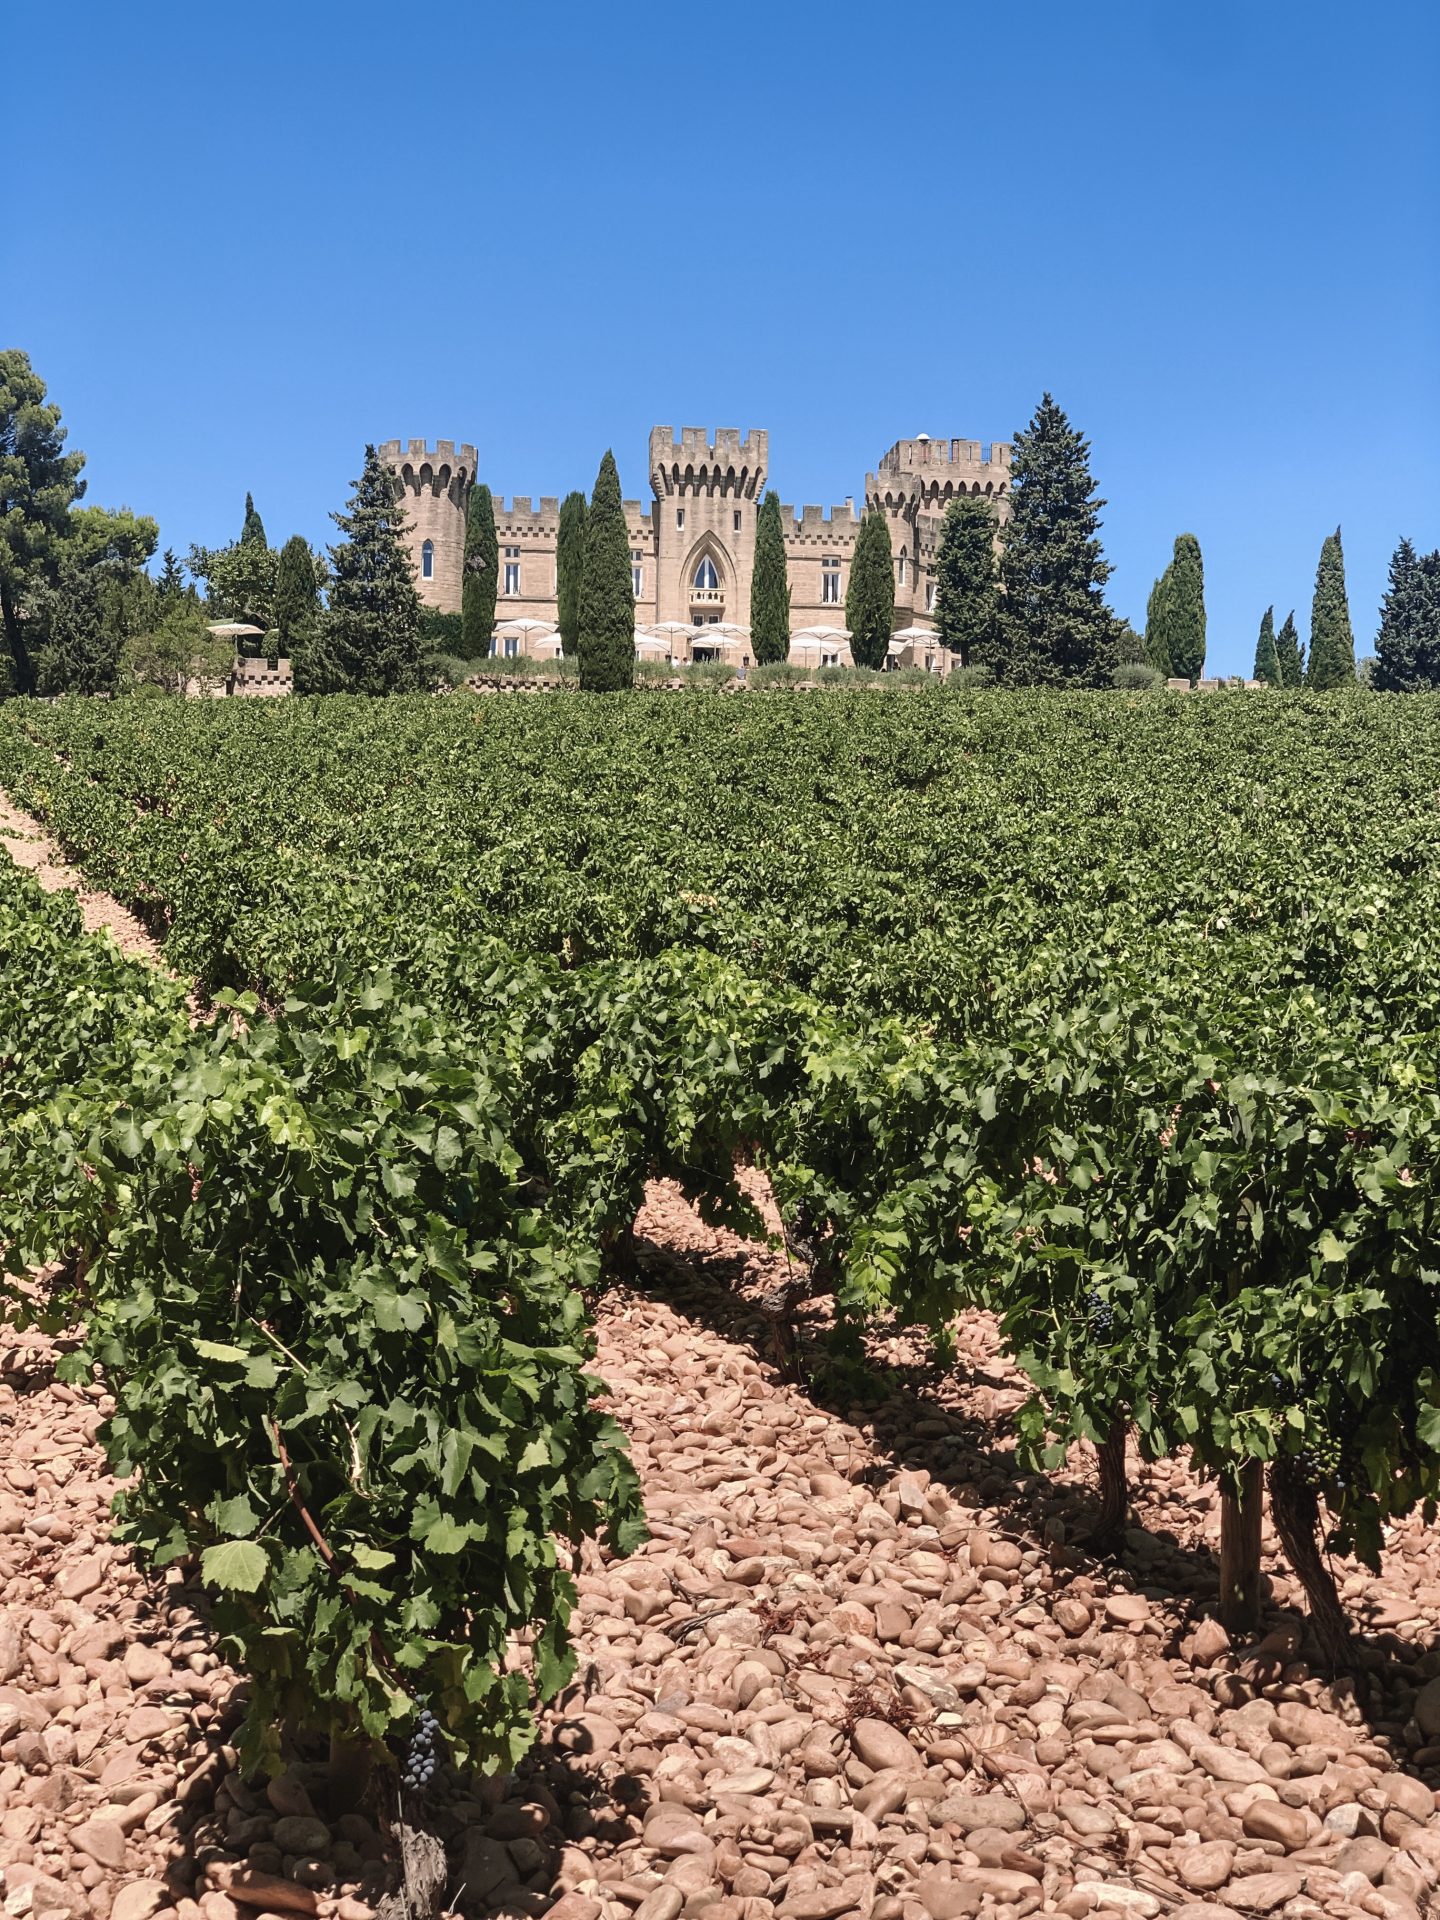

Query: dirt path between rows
[1,792,1439,1920]
[0,790,161,962]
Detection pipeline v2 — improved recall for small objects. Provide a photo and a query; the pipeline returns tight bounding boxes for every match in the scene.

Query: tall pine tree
[845,508,894,669]
[241,492,267,547]
[750,491,791,664]
[1306,528,1356,689]
[1275,610,1304,687]
[0,350,87,694]
[156,549,189,607]
[274,536,320,657]
[556,491,588,658]
[1373,537,1440,691]
[997,394,1116,686]
[462,483,499,657]
[314,446,422,695]
[577,451,634,691]
[933,496,999,667]
[1253,606,1281,685]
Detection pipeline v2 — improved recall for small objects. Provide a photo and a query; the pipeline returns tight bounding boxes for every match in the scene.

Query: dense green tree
[997,394,1117,686]
[274,535,321,658]
[577,451,634,692]
[556,491,587,658]
[1306,528,1356,689]
[1112,620,1146,667]
[750,490,791,664]
[933,496,999,667]
[1143,535,1205,683]
[124,602,233,696]
[241,492,267,548]
[188,532,277,641]
[1144,575,1173,677]
[0,350,88,693]
[312,445,423,696]
[30,555,124,696]
[156,548,191,607]
[1373,537,1440,692]
[1253,606,1281,685]
[1275,611,1304,687]
[845,508,894,670]
[462,483,499,657]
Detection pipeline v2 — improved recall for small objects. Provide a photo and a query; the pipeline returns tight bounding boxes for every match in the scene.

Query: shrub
[1113,662,1165,691]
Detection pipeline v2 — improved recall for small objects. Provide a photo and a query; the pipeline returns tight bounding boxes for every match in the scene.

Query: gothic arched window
[422,540,434,581]
[694,556,719,591]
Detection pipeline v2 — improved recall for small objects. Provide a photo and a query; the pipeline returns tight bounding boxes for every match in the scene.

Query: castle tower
[866,436,1012,625]
[648,427,768,634]
[378,439,478,614]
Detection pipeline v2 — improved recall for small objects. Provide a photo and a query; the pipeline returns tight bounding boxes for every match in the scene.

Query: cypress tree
[318,445,423,695]
[1306,528,1356,689]
[556,490,588,658]
[933,496,999,667]
[461,483,499,657]
[577,451,634,692]
[1165,534,1206,682]
[750,490,791,664]
[1253,606,1281,685]
[241,492,267,547]
[1275,610,1304,687]
[997,394,1116,687]
[274,536,320,657]
[845,508,894,670]
[1144,573,1174,677]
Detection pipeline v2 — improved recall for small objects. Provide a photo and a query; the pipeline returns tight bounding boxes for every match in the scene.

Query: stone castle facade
[379,428,1011,657]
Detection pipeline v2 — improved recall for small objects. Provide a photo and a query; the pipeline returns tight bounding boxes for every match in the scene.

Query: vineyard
[3,687,1440,1919]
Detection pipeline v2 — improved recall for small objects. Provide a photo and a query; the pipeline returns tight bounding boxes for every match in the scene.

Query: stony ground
[3,1182,1440,1920]
[2,799,1439,1920]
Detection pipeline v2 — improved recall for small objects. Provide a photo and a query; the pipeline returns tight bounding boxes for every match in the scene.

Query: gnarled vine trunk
[1090,1416,1129,1551]
[1267,1453,1354,1669]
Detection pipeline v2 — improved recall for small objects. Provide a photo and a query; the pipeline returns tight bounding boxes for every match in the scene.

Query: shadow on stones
[624,1225,1440,1791]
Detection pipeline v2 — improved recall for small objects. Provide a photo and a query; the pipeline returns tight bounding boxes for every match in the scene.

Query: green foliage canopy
[577,452,634,692]
[749,490,791,666]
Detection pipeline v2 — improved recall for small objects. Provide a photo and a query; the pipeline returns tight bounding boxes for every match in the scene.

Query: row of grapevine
[3,688,1440,1701]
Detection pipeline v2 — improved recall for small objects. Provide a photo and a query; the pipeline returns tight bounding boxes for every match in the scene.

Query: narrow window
[632,549,643,598]
[677,507,685,529]
[925,581,936,612]
[734,510,742,532]
[694,556,719,591]
[504,636,519,658]
[504,563,520,595]
[898,548,907,587]
[822,557,841,605]
[421,539,434,581]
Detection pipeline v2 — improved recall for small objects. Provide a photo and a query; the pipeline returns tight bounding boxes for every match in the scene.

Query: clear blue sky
[10,1,1438,676]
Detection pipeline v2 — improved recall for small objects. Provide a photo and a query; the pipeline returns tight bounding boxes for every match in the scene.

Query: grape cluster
[401,1709,443,1793]
[1085,1287,1114,1340]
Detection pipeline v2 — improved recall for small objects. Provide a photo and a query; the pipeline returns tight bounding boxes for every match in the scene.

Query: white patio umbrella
[790,626,852,644]
[492,616,560,659]
[788,627,854,669]
[891,626,937,642]
[527,632,566,659]
[645,621,696,641]
[634,632,671,656]
[206,620,265,639]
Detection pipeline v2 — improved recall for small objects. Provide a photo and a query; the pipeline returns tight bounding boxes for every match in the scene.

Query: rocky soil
[2,1181,1439,1920]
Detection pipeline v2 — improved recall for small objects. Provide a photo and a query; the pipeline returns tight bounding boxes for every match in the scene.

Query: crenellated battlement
[493,497,651,533]
[649,425,767,498]
[781,503,862,544]
[379,438,479,480]
[876,437,1011,476]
